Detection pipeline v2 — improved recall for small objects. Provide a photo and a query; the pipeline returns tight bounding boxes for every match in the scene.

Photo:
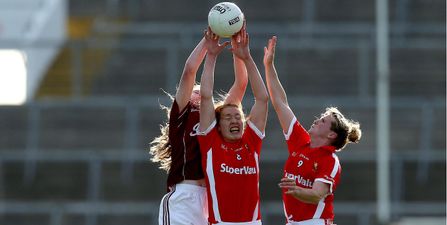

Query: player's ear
[328,131,337,140]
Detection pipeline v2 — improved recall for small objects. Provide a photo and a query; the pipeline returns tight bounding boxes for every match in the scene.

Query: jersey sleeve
[169,99,190,127]
[244,120,264,155]
[284,117,311,153]
[197,120,218,154]
[314,154,341,193]
[168,100,187,142]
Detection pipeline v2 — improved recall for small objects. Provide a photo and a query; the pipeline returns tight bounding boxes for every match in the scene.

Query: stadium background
[0,0,445,225]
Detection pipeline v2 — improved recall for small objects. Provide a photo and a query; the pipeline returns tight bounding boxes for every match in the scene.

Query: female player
[197,25,269,225]
[150,31,248,225]
[263,36,362,225]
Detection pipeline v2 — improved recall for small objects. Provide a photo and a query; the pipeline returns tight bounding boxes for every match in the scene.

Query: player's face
[308,114,335,139]
[218,106,244,142]
[190,89,201,106]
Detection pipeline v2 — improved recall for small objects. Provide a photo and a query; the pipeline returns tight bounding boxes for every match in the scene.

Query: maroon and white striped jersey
[166,100,204,190]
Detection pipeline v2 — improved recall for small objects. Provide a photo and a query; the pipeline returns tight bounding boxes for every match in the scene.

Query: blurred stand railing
[0,97,445,225]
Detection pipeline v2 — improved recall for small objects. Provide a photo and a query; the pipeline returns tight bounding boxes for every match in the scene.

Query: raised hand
[263,36,277,66]
[230,22,251,61]
[204,27,229,56]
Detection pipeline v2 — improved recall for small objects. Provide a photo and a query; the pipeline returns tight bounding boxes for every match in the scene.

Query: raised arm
[175,37,207,110]
[231,25,269,132]
[224,54,248,105]
[199,28,230,132]
[263,36,295,132]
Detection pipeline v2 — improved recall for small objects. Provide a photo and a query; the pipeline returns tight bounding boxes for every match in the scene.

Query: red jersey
[166,100,204,190]
[282,117,341,222]
[198,120,264,224]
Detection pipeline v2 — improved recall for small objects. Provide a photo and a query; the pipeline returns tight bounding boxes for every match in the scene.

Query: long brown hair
[149,93,174,173]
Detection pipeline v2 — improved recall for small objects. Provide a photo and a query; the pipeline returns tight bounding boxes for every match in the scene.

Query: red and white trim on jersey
[314,153,340,193]
[247,120,266,139]
[206,148,221,221]
[198,120,264,224]
[313,198,325,219]
[248,120,263,222]
[284,116,297,141]
[252,145,260,222]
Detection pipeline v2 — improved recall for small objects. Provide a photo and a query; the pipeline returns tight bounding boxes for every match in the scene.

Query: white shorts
[158,183,208,225]
[287,219,335,225]
[214,220,262,225]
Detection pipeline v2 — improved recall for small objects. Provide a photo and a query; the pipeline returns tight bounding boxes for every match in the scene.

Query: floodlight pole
[376,0,391,224]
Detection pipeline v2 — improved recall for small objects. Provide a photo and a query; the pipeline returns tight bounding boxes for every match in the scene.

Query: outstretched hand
[204,27,230,56]
[278,177,300,195]
[263,36,277,65]
[230,22,250,60]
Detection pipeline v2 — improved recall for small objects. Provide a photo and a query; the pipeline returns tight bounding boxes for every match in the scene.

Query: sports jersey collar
[320,145,337,153]
[220,139,246,151]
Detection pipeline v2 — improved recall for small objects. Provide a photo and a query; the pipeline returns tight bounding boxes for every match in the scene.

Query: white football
[208,2,244,38]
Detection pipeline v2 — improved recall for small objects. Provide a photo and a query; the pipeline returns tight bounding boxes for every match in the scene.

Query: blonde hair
[323,107,362,151]
[149,102,172,172]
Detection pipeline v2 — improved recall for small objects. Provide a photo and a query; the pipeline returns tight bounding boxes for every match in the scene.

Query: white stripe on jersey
[252,152,260,220]
[315,153,340,194]
[315,178,334,194]
[178,108,188,119]
[199,120,216,136]
[330,153,340,178]
[283,117,297,141]
[252,200,259,221]
[182,131,186,179]
[312,198,326,219]
[283,201,292,222]
[247,120,265,139]
[206,149,221,222]
[312,153,340,218]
